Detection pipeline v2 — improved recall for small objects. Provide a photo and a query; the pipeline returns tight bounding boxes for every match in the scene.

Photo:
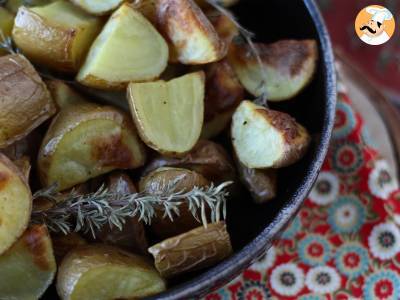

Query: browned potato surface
[52,233,87,262]
[0,153,32,256]
[157,0,227,64]
[207,10,238,47]
[0,224,57,299]
[140,167,209,239]
[202,59,244,138]
[228,39,318,100]
[57,245,166,300]
[144,140,236,184]
[12,0,103,72]
[148,222,232,278]
[0,54,56,148]
[232,100,310,169]
[38,102,146,191]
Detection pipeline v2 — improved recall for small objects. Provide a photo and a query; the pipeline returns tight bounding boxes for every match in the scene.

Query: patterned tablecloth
[204,71,400,299]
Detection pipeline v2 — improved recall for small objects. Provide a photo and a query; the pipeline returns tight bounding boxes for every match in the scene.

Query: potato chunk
[228,40,318,100]
[71,0,124,15]
[157,0,227,64]
[128,72,204,156]
[12,0,102,72]
[0,225,56,299]
[0,153,32,255]
[38,102,146,191]
[46,80,86,110]
[148,222,232,278]
[232,101,310,168]
[0,8,14,56]
[140,167,209,239]
[57,245,166,300]
[6,0,55,14]
[77,3,168,90]
[0,54,55,148]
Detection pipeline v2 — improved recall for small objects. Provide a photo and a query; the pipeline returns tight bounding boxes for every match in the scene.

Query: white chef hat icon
[366,6,393,24]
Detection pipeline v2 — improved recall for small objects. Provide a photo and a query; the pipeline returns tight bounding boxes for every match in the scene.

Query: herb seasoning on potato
[0,0,318,297]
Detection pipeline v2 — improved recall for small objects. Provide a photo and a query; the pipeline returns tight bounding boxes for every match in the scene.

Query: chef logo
[355,5,395,45]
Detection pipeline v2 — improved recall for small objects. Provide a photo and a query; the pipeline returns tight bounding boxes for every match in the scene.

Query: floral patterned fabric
[205,84,400,299]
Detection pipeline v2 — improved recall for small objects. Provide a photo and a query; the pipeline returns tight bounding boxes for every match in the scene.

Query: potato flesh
[0,225,56,299]
[232,101,284,168]
[71,0,124,15]
[12,1,102,72]
[6,0,55,14]
[228,40,318,100]
[77,3,168,90]
[57,245,166,300]
[128,72,204,155]
[0,54,55,148]
[45,80,85,110]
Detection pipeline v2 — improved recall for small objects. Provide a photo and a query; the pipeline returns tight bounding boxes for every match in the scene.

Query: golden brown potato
[0,54,56,148]
[0,152,32,256]
[6,0,55,14]
[148,222,232,278]
[232,100,311,169]
[12,0,103,72]
[57,245,166,300]
[46,80,86,110]
[70,0,124,15]
[140,167,209,239]
[144,140,236,184]
[156,0,227,64]
[12,155,31,180]
[52,233,87,262]
[94,172,149,255]
[235,156,277,203]
[228,39,318,100]
[128,72,204,156]
[0,225,57,299]
[0,8,14,56]
[202,59,244,138]
[77,3,168,90]
[131,0,157,24]
[206,10,238,47]
[38,102,146,191]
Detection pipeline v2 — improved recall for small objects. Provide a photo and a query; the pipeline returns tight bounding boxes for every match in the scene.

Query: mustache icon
[360,25,376,34]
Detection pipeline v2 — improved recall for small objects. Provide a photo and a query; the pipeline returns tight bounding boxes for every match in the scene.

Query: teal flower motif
[333,101,356,140]
[363,270,400,300]
[330,141,364,175]
[281,216,301,240]
[237,280,271,300]
[328,196,366,234]
[334,242,370,279]
[298,234,332,266]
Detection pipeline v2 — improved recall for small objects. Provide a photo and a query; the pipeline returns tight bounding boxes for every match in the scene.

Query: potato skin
[143,140,236,184]
[0,8,14,56]
[52,233,87,263]
[140,167,209,239]
[148,222,232,278]
[57,244,166,300]
[0,54,56,148]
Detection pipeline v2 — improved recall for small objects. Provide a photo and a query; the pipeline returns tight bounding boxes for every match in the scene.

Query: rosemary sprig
[205,0,269,107]
[0,30,18,55]
[31,180,232,238]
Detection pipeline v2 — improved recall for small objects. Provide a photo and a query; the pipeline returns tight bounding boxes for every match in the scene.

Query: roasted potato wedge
[131,0,157,24]
[46,80,86,110]
[202,59,243,138]
[0,153,32,255]
[0,54,55,148]
[70,0,124,15]
[228,39,318,100]
[52,233,87,262]
[235,157,277,203]
[207,10,238,47]
[232,100,310,169]
[94,172,149,254]
[128,71,204,156]
[0,225,56,299]
[148,222,232,278]
[57,245,166,300]
[12,1,102,73]
[144,140,236,183]
[6,0,55,14]
[157,0,227,64]
[38,102,146,191]
[13,155,32,180]
[0,7,14,56]
[140,167,209,239]
[77,3,168,90]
